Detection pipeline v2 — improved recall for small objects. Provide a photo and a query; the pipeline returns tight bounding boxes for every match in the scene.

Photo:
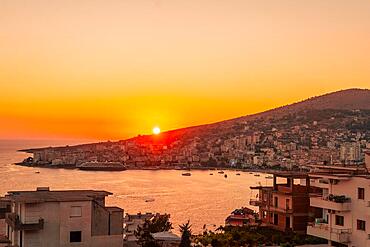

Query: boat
[77,161,126,171]
[224,174,228,178]
[254,174,260,177]
[236,173,241,176]
[145,198,155,202]
[209,173,213,175]
[35,171,40,174]
[249,172,253,174]
[218,171,224,174]
[182,172,191,176]
[265,175,273,179]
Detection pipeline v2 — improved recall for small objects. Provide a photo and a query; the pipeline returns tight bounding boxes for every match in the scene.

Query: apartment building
[307,151,370,247]
[250,172,316,233]
[123,212,156,246]
[340,142,361,163]
[2,187,123,247]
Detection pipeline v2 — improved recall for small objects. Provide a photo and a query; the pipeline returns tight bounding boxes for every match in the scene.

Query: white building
[123,212,156,246]
[307,152,370,247]
[2,187,124,247]
[340,142,361,163]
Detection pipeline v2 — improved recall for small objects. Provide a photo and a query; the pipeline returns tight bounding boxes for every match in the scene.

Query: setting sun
[152,127,161,135]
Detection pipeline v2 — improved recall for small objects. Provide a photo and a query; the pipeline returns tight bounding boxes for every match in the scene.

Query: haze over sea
[0,140,272,233]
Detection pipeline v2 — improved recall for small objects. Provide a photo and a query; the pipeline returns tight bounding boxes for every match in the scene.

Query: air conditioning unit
[368,233,370,240]
[366,201,370,207]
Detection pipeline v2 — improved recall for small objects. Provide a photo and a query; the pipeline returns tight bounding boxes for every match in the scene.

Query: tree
[135,214,173,247]
[179,221,192,247]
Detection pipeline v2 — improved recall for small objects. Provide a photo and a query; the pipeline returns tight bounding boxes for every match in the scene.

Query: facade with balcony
[1,187,124,247]
[250,172,317,233]
[307,153,370,247]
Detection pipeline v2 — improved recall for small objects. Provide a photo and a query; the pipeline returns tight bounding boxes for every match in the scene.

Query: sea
[0,139,272,234]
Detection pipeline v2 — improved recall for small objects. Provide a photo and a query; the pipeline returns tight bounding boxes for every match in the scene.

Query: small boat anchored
[182,172,191,176]
[218,171,225,174]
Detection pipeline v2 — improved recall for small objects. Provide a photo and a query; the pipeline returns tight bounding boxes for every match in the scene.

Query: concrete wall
[59,201,92,247]
[91,202,109,236]
[22,200,93,247]
[23,202,61,247]
[110,210,123,235]
[292,195,310,214]
[91,235,123,247]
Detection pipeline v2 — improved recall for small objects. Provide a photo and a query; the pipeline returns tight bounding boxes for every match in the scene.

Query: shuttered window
[70,206,82,217]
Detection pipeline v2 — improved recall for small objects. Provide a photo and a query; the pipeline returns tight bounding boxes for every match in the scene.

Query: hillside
[245,88,370,119]
[133,88,370,140]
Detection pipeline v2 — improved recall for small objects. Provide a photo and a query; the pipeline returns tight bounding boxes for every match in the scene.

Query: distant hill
[129,88,370,143]
[244,88,370,120]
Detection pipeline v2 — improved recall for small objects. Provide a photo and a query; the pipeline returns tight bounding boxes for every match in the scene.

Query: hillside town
[19,109,369,171]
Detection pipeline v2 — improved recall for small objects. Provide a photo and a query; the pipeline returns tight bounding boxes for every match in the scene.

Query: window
[335,215,344,226]
[273,213,278,225]
[357,220,366,231]
[262,211,267,219]
[70,206,82,217]
[286,199,290,210]
[358,188,365,200]
[286,216,291,229]
[274,197,278,207]
[70,231,82,243]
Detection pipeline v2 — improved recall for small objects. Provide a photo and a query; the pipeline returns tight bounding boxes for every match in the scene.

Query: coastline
[13,161,291,174]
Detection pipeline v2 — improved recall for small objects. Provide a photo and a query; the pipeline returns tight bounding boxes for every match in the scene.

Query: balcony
[249,199,264,207]
[307,222,351,243]
[5,213,44,231]
[310,194,351,211]
[309,179,329,189]
[276,185,292,194]
[270,205,293,214]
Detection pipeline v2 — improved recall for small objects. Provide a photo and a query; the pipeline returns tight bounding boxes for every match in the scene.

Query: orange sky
[1,0,370,140]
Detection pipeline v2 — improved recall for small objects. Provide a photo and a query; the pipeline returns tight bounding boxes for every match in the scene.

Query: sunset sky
[1,0,370,140]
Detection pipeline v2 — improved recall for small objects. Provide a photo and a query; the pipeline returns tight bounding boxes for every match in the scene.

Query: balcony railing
[270,205,293,214]
[307,221,351,243]
[310,194,351,211]
[5,213,44,231]
[249,199,264,207]
[276,185,293,193]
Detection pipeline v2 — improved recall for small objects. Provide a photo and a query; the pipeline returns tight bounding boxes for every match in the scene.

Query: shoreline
[13,162,295,174]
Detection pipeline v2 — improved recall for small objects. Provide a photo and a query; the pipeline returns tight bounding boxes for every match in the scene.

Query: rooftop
[151,231,180,241]
[270,171,308,179]
[3,187,112,203]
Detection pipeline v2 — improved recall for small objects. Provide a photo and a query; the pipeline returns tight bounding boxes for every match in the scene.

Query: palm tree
[179,220,192,247]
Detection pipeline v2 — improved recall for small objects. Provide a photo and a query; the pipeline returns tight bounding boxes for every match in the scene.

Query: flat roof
[106,206,123,212]
[271,171,308,178]
[250,186,272,190]
[4,188,112,203]
[309,165,362,171]
[151,232,180,241]
[309,172,370,180]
